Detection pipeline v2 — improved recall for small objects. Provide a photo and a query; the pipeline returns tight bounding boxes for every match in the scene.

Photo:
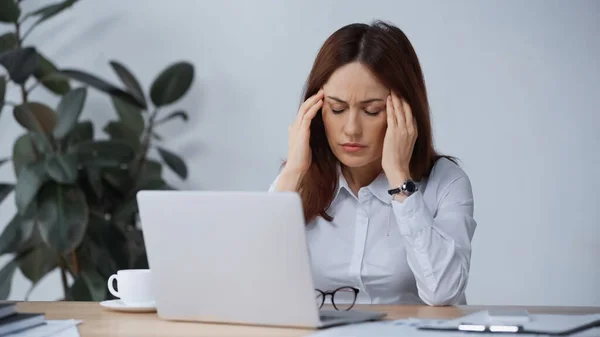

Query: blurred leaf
[15,161,48,215]
[13,102,57,134]
[111,96,144,137]
[156,110,188,125]
[59,69,145,109]
[36,182,88,254]
[109,61,147,110]
[0,213,35,255]
[12,133,38,175]
[53,87,87,138]
[70,140,135,168]
[0,259,18,300]
[18,242,58,284]
[85,168,102,198]
[0,76,5,114]
[113,198,137,222]
[0,0,20,23]
[45,153,77,184]
[84,215,118,276]
[0,183,14,204]
[0,47,39,84]
[26,0,78,32]
[65,120,93,147]
[33,52,70,95]
[69,267,106,301]
[151,132,163,141]
[139,159,162,184]
[150,62,194,107]
[102,121,140,152]
[157,146,187,179]
[102,167,131,193]
[0,33,17,53]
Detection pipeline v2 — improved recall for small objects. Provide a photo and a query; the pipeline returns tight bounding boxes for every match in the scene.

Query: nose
[342,109,362,138]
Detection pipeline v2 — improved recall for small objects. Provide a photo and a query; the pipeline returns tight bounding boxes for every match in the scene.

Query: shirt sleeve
[391,168,477,306]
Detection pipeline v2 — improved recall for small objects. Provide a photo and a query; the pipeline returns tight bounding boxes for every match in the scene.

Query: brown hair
[294,20,456,223]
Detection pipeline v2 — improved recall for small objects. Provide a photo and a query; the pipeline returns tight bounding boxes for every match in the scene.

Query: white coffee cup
[107,269,155,306]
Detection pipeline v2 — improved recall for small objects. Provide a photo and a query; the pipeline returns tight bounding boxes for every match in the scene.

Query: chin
[335,153,375,168]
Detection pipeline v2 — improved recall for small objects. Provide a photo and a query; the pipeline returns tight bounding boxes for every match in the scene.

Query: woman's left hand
[382,92,418,187]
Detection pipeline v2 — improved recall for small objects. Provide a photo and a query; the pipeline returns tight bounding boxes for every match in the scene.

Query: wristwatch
[388,179,418,197]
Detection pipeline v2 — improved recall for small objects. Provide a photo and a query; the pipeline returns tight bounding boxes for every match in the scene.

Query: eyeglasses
[315,286,359,311]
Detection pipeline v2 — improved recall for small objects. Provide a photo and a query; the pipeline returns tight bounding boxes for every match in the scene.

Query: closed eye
[365,110,382,116]
[332,108,345,114]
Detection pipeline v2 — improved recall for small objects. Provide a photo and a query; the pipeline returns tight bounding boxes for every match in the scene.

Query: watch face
[404,180,417,193]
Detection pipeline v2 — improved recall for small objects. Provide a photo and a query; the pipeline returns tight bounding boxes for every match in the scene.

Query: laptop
[136,190,386,328]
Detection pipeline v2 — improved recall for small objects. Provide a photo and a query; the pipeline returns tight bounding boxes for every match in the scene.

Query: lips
[341,143,366,153]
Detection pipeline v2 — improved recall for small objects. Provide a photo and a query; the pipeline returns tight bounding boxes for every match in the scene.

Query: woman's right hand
[276,89,324,191]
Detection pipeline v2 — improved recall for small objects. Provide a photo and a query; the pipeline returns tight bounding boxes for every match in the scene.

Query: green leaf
[111,96,144,137]
[0,47,39,84]
[102,167,131,193]
[70,140,135,168]
[0,183,14,204]
[0,213,35,255]
[85,167,102,198]
[15,162,48,215]
[0,76,6,115]
[45,153,77,184]
[33,52,70,95]
[69,268,106,301]
[113,198,137,222]
[0,0,20,23]
[0,33,17,54]
[156,110,188,125]
[59,68,145,109]
[139,159,162,184]
[102,121,141,152]
[27,0,78,29]
[157,146,187,179]
[149,62,194,107]
[13,102,57,134]
[109,60,146,110]
[18,242,58,284]
[12,133,38,175]
[53,87,87,138]
[36,182,88,254]
[65,120,93,148]
[0,259,18,300]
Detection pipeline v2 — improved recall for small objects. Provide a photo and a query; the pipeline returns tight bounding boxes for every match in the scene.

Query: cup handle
[107,274,120,298]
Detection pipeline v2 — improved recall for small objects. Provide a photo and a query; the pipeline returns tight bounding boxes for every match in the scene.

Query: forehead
[323,62,388,100]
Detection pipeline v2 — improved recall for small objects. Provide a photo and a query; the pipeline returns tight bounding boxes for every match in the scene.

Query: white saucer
[99,299,157,313]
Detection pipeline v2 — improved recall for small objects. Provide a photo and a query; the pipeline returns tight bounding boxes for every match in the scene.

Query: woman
[270,21,477,306]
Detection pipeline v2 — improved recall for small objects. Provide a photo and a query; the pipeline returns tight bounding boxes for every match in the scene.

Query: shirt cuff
[392,191,433,236]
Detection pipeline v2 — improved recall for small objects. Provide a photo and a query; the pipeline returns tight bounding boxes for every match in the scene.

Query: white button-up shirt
[269,157,477,306]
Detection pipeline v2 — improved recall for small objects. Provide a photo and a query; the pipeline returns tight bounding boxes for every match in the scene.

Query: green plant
[0,0,194,300]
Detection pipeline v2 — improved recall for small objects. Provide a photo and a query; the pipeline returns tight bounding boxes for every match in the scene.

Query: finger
[301,99,323,129]
[391,93,405,129]
[386,95,396,127]
[297,89,324,121]
[403,100,414,131]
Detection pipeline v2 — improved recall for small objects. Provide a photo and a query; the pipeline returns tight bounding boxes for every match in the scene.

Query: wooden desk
[15,301,600,337]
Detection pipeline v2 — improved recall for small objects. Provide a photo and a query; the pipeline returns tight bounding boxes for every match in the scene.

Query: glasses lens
[315,290,324,308]
[332,287,357,311]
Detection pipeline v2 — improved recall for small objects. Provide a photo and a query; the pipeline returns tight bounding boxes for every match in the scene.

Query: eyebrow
[326,96,384,104]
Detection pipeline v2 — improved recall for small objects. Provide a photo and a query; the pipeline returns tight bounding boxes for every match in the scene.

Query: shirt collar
[332,164,394,205]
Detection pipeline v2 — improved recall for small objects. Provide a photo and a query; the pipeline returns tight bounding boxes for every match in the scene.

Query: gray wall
[0,0,598,305]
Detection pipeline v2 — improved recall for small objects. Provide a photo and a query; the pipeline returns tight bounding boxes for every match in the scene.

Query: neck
[341,161,383,196]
